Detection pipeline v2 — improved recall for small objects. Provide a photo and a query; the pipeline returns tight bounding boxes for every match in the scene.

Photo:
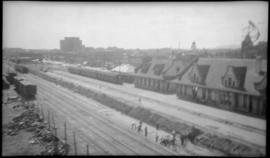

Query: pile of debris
[194,133,262,156]
[32,128,69,155]
[3,108,69,155]
[4,110,42,136]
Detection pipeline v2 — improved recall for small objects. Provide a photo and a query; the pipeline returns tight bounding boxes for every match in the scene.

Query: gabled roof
[135,57,198,80]
[172,58,267,96]
[135,58,174,80]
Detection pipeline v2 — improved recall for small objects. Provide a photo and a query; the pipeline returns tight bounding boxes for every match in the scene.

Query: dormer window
[153,64,165,76]
[223,66,246,90]
[141,63,151,74]
[228,77,232,87]
[189,65,209,85]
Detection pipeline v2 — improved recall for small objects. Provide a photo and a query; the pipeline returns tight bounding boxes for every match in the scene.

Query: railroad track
[52,71,265,136]
[38,90,134,155]
[38,97,113,155]
[26,74,177,155]
[49,70,266,151]
[33,78,148,155]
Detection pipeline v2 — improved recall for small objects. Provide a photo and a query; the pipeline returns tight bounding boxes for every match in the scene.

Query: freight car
[119,72,135,83]
[12,76,37,100]
[97,70,123,84]
[68,66,123,84]
[14,64,29,73]
[17,80,37,100]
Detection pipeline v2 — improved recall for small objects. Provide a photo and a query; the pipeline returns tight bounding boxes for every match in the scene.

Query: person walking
[155,124,159,143]
[180,134,186,147]
[172,130,176,146]
[156,124,159,131]
[155,131,159,143]
[144,126,148,137]
[137,121,143,133]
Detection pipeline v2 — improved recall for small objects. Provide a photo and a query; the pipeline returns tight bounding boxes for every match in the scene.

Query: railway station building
[173,57,267,117]
[134,56,266,117]
[134,57,197,94]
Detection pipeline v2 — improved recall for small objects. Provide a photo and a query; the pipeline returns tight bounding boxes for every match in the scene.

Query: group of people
[134,121,188,148]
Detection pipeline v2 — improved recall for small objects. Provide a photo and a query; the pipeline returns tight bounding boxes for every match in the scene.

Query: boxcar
[119,73,135,83]
[68,67,81,75]
[14,64,29,73]
[18,80,37,100]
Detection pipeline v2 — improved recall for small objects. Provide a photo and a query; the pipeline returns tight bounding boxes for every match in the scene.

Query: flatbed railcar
[68,66,123,84]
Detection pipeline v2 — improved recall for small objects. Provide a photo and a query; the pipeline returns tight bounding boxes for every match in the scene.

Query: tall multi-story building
[60,37,83,52]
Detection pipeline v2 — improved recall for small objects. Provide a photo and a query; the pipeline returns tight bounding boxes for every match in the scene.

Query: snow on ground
[47,70,266,148]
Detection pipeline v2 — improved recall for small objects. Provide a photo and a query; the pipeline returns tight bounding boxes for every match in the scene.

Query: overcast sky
[3,1,268,49]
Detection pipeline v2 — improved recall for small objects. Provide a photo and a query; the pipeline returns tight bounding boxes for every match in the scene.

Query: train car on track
[68,66,123,85]
[18,80,37,100]
[12,76,37,100]
[97,70,123,84]
[119,72,135,83]
[80,68,99,79]
[14,64,29,73]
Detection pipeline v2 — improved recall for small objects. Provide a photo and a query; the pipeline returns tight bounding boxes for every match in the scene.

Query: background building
[60,37,83,52]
